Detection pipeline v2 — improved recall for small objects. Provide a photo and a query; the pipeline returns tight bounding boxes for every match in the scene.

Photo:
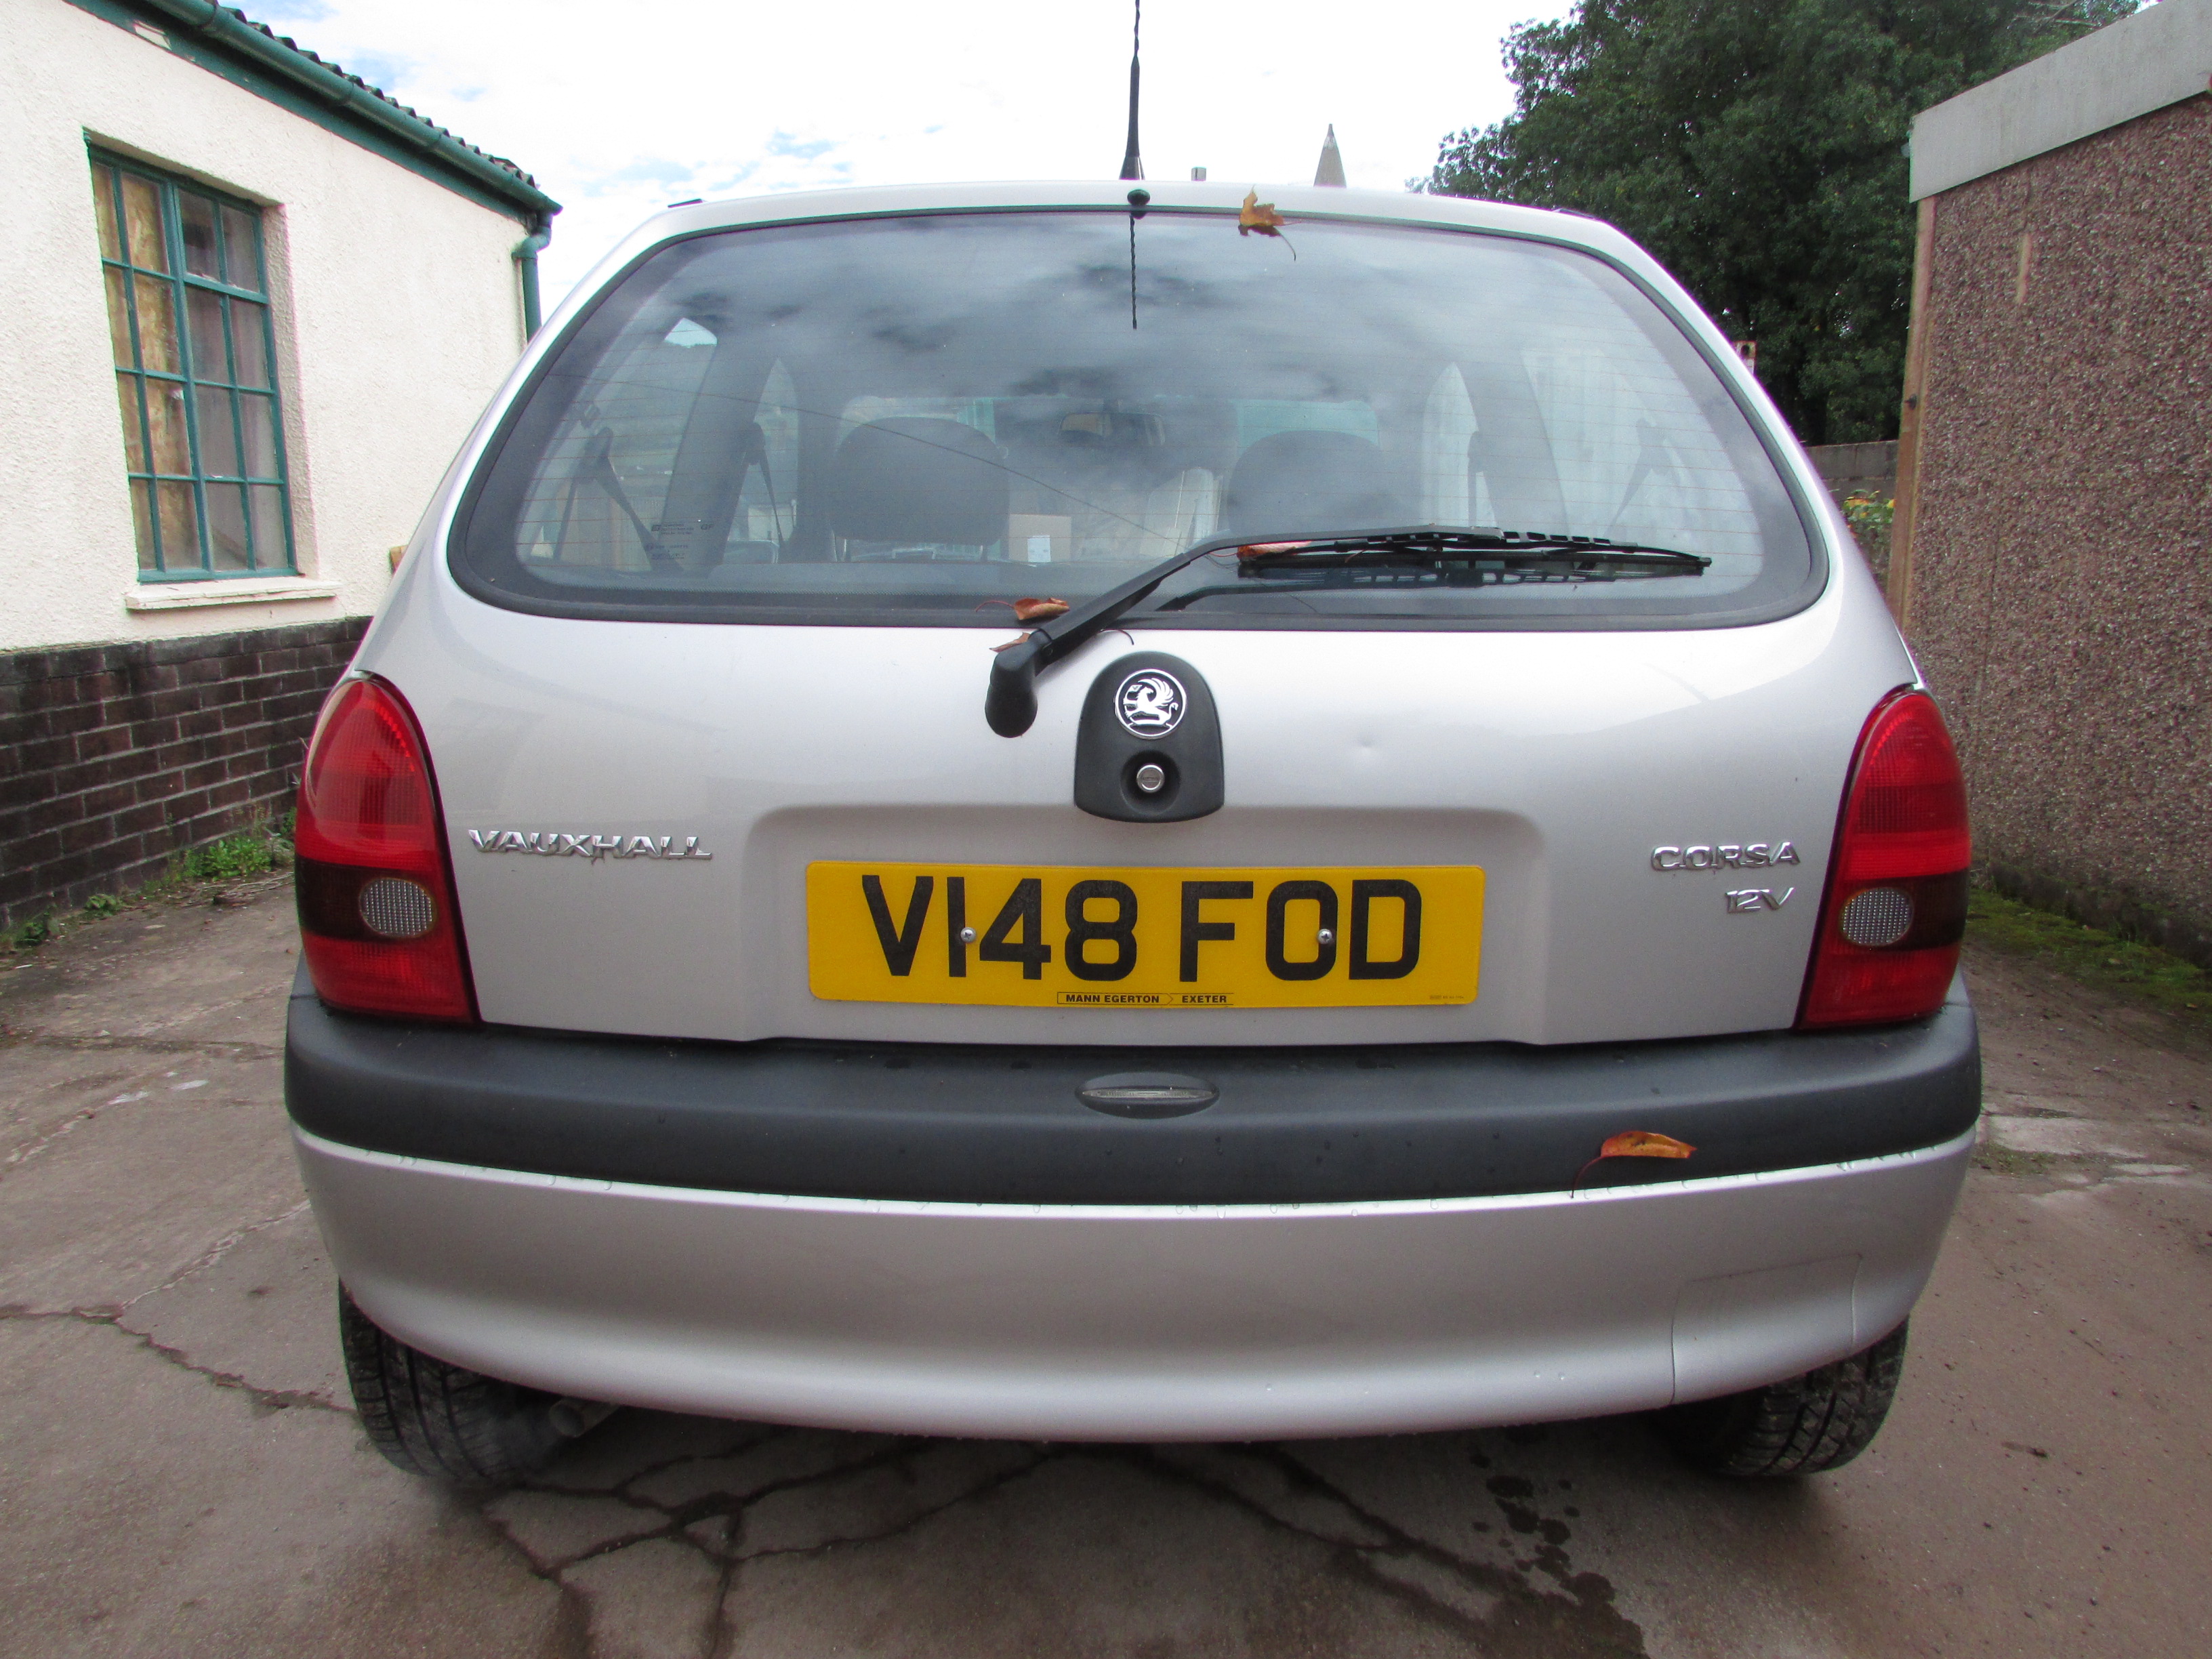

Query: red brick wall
[1902,92,2212,964]
[0,617,370,928]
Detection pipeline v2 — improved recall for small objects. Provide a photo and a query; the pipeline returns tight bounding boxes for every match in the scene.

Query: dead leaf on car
[991,632,1033,653]
[1574,1129,1697,1191]
[1238,191,1297,259]
[1237,542,1311,559]
[977,597,1070,622]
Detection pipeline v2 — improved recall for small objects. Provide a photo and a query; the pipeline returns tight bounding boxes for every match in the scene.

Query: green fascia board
[66,0,560,226]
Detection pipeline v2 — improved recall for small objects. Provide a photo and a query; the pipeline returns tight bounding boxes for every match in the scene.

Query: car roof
[547,180,1666,333]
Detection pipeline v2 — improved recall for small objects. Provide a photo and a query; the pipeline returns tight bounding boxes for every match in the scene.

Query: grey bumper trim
[285,974,1980,1207]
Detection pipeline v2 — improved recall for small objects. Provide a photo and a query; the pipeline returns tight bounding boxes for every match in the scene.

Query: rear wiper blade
[981,526,1710,737]
[1232,527,1711,573]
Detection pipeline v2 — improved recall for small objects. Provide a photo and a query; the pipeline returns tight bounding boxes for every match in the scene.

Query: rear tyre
[339,1284,594,1489]
[1657,1322,1909,1478]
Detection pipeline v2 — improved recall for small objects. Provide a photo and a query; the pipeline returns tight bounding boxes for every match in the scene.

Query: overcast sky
[249,0,1565,304]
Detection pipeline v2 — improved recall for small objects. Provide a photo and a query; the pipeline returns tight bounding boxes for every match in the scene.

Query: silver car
[286,180,1977,1488]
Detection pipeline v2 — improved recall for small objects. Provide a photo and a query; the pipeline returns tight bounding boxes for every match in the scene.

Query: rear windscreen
[454,211,1818,628]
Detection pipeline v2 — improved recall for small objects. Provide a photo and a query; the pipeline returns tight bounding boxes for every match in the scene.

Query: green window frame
[91,151,297,579]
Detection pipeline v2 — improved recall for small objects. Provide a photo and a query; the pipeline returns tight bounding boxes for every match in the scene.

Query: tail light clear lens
[1797,689,1971,1028]
[294,676,476,1022]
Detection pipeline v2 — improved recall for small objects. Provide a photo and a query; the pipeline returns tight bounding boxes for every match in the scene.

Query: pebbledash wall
[1889,0,2212,965]
[0,0,556,927]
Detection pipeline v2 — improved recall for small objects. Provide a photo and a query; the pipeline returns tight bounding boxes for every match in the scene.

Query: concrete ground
[3,880,2209,1659]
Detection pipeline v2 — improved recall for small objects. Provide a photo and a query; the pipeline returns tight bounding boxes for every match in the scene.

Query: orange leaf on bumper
[1574,1130,1697,1191]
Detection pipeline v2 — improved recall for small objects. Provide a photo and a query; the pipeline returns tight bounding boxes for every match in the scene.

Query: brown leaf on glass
[1237,541,1311,559]
[1238,192,1298,259]
[1574,1129,1697,1191]
[1012,596,1069,622]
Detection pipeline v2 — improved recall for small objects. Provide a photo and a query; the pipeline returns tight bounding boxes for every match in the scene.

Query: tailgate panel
[383,590,1910,1046]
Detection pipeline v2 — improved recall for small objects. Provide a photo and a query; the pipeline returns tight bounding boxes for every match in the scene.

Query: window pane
[129,479,158,569]
[195,385,241,476]
[470,213,1807,625]
[93,167,121,262]
[249,484,289,569]
[157,481,201,569]
[239,392,278,477]
[184,287,228,381]
[114,373,148,472]
[221,204,261,289]
[121,174,167,272]
[96,159,289,585]
[206,484,250,569]
[133,274,180,373]
[102,266,136,366]
[180,192,220,279]
[229,300,269,386]
[146,380,190,474]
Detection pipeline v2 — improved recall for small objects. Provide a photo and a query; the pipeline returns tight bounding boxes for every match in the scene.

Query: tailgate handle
[1077,1073,1220,1119]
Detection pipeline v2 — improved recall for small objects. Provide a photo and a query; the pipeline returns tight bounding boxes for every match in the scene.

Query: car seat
[1223,430,1406,537]
[829,418,1009,554]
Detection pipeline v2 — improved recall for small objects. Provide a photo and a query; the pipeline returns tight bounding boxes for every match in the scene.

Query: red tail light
[294,676,476,1022]
[1798,689,1971,1028]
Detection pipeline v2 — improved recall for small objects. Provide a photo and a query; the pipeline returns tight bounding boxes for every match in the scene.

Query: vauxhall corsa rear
[285,182,1979,1486]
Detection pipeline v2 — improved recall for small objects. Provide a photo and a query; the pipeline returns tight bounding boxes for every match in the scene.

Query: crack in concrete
[1122,1443,1647,1658]
[465,1422,1646,1659]
[3,1105,100,1176]
[1,1027,283,1183]
[115,1198,314,1315]
[731,1450,1050,1565]
[472,1430,1056,1659]
[523,1426,788,1511]
[443,1500,597,1659]
[462,1433,1048,1659]
[0,1306,347,1415]
[0,1027,282,1059]
[701,1549,739,1659]
[498,1434,986,1572]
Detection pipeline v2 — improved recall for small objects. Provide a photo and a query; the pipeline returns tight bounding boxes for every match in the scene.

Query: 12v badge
[1115,670,1185,738]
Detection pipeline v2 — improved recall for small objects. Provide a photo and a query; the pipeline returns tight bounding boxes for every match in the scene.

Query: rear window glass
[454,211,1816,628]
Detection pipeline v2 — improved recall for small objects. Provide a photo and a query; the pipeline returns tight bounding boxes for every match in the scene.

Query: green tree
[1426,1,2135,444]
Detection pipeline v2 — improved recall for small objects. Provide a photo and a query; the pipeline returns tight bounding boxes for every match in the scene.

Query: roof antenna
[1118,1,1144,181]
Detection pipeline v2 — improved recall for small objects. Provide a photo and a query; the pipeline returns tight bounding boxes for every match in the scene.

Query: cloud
[226,0,1560,302]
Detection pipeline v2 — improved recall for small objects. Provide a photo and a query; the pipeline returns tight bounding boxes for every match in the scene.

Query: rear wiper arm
[985,530,1251,737]
[981,526,1710,737]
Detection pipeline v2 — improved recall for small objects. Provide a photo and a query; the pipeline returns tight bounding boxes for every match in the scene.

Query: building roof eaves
[87,0,560,222]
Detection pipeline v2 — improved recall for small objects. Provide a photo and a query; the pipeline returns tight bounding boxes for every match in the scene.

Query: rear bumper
[297,1126,1972,1439]
[288,975,1978,1437]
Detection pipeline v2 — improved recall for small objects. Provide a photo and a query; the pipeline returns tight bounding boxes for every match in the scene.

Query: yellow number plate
[807,863,1483,1009]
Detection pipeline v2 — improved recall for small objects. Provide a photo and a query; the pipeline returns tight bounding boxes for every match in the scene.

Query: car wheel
[339,1284,606,1488]
[1657,1321,1909,1478]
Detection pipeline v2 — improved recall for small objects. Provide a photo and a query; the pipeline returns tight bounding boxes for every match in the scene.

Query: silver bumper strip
[297,1127,1973,1441]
